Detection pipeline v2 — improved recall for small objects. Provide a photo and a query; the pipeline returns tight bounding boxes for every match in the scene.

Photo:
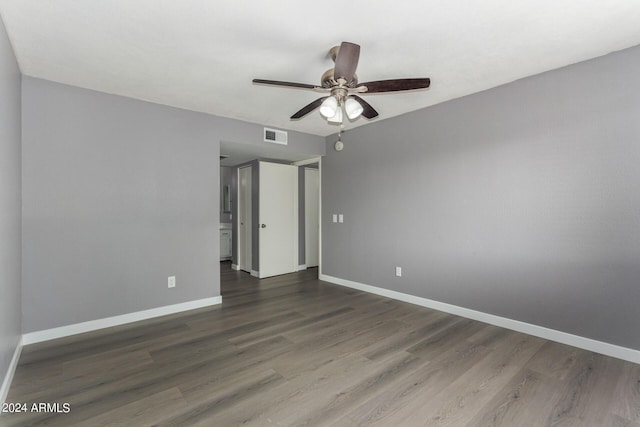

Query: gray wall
[322,44,640,351]
[21,77,325,333]
[0,15,22,392]
[21,78,221,333]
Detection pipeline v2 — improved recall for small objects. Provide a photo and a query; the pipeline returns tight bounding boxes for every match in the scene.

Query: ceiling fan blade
[351,95,379,119]
[290,97,328,119]
[359,78,431,93]
[253,79,318,90]
[333,42,360,84]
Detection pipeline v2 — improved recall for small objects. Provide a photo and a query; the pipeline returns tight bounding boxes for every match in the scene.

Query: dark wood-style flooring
[3,262,639,426]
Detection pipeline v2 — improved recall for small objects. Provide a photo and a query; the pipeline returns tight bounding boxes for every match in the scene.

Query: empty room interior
[1,2,640,426]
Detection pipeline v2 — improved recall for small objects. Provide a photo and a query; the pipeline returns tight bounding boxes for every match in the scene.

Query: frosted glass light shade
[345,97,364,119]
[327,106,343,123]
[319,96,338,118]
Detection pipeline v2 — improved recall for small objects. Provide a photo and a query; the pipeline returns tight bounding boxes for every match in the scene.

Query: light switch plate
[338,214,344,223]
[332,214,338,223]
[395,267,402,277]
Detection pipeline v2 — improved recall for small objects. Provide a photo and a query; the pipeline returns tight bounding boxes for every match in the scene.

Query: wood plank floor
[3,262,639,426]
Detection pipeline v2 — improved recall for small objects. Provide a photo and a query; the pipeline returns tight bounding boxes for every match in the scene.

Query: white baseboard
[22,296,222,345]
[231,264,239,271]
[298,264,307,271]
[1,337,23,405]
[319,274,640,365]
[251,270,259,277]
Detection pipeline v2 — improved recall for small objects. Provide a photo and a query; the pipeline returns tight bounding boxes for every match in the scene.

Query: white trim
[1,337,22,405]
[318,157,322,276]
[298,264,307,271]
[22,296,222,345]
[251,270,259,277]
[319,274,640,364]
[231,264,239,271]
[292,156,322,167]
[291,157,322,275]
[238,165,253,274]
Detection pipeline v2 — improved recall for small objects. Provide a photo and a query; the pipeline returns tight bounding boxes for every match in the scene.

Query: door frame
[304,167,319,268]
[237,165,253,274]
[292,157,322,274]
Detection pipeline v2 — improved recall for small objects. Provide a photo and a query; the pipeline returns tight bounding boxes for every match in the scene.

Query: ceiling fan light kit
[327,106,343,123]
[253,42,430,126]
[344,97,364,120]
[319,96,338,118]
[320,92,363,121]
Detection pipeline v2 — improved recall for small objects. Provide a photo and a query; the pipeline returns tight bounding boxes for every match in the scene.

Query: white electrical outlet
[168,276,176,288]
[338,214,344,223]
[332,214,338,223]
[395,267,402,277]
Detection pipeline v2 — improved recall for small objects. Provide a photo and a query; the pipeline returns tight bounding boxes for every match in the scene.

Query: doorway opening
[220,149,321,286]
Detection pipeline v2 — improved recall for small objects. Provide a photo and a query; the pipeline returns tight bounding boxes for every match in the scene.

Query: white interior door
[259,162,298,278]
[305,168,319,268]
[238,166,252,273]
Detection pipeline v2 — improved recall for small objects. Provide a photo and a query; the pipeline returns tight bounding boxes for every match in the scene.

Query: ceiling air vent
[264,127,288,145]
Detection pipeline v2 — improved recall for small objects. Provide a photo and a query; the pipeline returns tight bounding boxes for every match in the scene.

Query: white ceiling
[1,1,640,137]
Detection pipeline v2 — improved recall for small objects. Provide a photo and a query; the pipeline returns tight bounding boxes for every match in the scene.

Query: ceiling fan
[253,42,431,124]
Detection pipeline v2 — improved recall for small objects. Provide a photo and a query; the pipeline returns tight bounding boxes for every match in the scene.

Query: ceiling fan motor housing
[321,69,358,88]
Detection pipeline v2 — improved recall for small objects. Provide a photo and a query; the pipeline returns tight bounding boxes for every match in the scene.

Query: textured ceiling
[1,1,640,137]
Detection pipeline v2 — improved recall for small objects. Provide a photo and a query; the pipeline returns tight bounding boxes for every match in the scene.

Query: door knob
[261,224,267,228]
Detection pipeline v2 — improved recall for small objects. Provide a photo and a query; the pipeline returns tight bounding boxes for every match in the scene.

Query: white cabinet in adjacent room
[220,228,232,260]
